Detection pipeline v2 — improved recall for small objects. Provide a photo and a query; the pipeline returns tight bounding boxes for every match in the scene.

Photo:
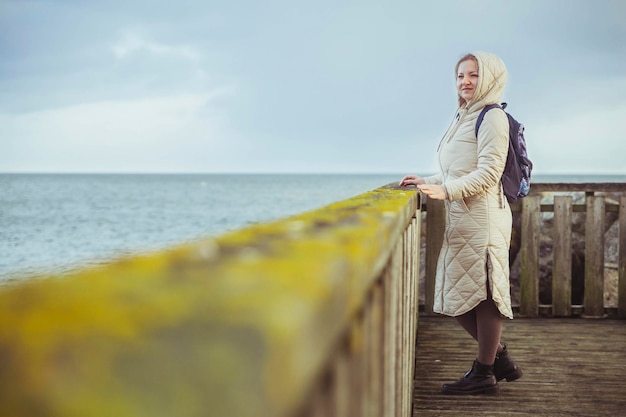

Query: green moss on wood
[0,184,419,417]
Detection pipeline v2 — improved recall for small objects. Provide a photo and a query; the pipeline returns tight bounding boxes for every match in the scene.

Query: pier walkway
[412,315,626,416]
[2,182,625,417]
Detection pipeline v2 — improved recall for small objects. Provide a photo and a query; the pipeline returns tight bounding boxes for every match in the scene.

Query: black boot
[494,344,523,382]
[442,360,499,395]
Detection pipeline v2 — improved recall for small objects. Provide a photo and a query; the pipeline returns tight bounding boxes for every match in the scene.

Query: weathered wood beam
[584,196,605,317]
[553,195,572,317]
[0,185,420,417]
[520,196,541,317]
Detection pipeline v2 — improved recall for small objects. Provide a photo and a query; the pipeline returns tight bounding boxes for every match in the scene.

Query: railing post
[330,346,349,417]
[365,281,383,417]
[520,196,540,317]
[425,198,445,313]
[584,194,605,318]
[383,252,399,417]
[392,239,405,417]
[349,317,365,417]
[408,216,419,401]
[400,227,409,416]
[553,195,572,317]
[617,195,626,319]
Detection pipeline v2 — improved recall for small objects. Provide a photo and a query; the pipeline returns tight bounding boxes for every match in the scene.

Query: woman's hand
[417,184,447,200]
[399,175,447,200]
[399,175,425,187]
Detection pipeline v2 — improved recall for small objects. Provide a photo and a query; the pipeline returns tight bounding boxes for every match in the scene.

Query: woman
[400,52,523,395]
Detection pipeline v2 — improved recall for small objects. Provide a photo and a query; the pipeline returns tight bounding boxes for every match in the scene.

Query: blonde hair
[455,53,478,108]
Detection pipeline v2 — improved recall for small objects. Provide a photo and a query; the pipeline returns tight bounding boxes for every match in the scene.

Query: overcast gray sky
[1,0,625,174]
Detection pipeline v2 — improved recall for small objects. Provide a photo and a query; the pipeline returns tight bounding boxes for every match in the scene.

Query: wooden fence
[3,181,624,417]
[423,183,626,319]
[0,184,421,417]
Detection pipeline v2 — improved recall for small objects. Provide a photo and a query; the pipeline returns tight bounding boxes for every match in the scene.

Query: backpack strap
[474,103,505,137]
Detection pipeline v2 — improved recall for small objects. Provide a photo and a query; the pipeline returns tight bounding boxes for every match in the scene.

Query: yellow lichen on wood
[0,184,419,417]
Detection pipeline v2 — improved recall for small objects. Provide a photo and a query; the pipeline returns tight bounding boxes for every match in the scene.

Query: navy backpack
[475,103,533,204]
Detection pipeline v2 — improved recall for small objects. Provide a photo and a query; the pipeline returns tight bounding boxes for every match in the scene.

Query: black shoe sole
[497,368,523,382]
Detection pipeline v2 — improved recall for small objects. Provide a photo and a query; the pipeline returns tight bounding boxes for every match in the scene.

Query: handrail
[0,184,421,417]
[525,183,626,193]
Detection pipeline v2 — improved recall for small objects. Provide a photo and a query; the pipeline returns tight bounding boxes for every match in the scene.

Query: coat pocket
[462,194,480,212]
[451,198,470,214]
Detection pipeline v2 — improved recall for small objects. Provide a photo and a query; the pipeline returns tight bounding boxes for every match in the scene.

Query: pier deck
[412,316,626,416]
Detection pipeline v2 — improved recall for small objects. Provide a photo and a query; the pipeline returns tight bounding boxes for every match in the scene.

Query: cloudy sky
[1,0,625,174]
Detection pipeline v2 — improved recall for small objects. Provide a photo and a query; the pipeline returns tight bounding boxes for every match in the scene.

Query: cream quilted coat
[424,52,513,319]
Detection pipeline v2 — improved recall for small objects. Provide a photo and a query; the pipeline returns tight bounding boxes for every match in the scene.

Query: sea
[2,173,625,282]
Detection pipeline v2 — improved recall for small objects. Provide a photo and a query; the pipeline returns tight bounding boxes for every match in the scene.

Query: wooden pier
[413,315,626,416]
[412,182,626,416]
[1,182,625,417]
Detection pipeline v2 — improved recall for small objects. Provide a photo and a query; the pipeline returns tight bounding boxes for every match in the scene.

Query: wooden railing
[0,184,421,417]
[423,183,626,319]
[4,181,623,417]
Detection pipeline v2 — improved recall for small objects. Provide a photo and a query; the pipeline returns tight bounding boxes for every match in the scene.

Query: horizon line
[2,171,626,176]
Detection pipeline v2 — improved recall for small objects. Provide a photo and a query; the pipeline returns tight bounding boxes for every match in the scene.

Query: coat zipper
[436,109,463,152]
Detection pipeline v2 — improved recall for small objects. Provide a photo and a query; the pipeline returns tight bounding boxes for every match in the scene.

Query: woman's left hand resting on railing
[399,175,447,200]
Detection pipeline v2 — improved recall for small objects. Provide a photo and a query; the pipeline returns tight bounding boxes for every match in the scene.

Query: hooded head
[455,51,507,110]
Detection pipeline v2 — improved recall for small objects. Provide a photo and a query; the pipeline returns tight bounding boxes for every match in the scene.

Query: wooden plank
[366,282,383,417]
[617,195,626,319]
[409,217,420,386]
[347,317,365,416]
[530,182,626,193]
[425,198,445,313]
[584,196,605,317]
[400,229,409,417]
[383,260,398,417]
[400,234,411,417]
[363,292,373,417]
[403,216,420,417]
[349,317,365,417]
[331,346,349,417]
[404,219,419,417]
[412,316,626,416]
[510,203,620,213]
[393,239,407,417]
[520,196,540,316]
[391,239,406,416]
[412,216,420,334]
[552,196,572,316]
[309,375,331,417]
